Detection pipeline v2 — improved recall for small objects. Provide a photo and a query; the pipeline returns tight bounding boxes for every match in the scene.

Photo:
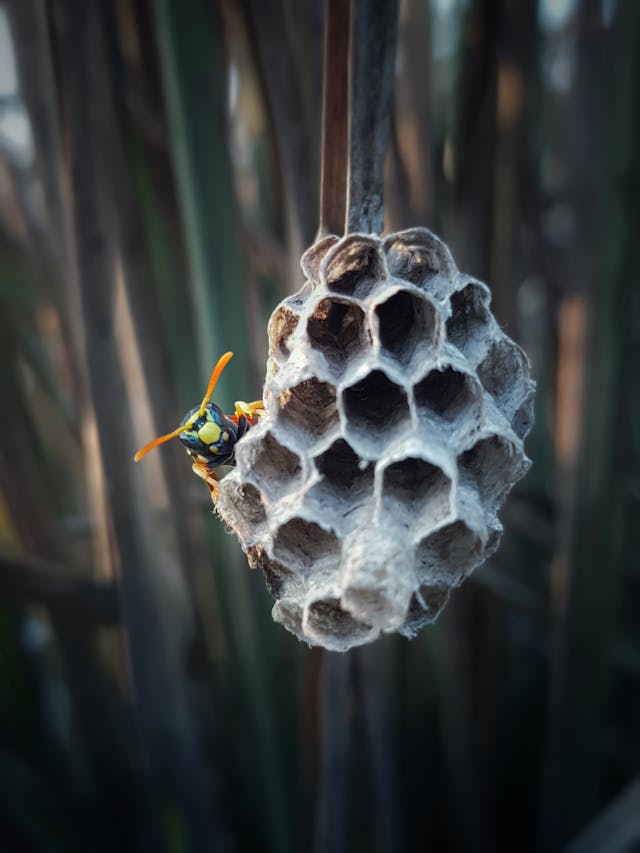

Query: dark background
[0,0,638,851]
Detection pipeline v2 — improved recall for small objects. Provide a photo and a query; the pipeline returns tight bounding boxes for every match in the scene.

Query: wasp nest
[217,229,534,651]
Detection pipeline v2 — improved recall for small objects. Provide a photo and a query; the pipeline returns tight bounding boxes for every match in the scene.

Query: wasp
[134,351,264,500]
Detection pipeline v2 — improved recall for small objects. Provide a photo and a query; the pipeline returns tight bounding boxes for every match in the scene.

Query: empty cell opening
[278,379,338,441]
[401,585,450,635]
[307,299,369,373]
[458,435,516,504]
[250,431,302,494]
[447,282,491,355]
[477,339,526,415]
[511,392,535,439]
[301,234,340,282]
[236,482,267,526]
[417,520,484,581]
[272,517,340,573]
[382,458,451,519]
[415,367,477,421]
[375,290,437,366]
[324,239,385,299]
[246,546,302,601]
[268,306,299,360]
[306,598,373,642]
[219,480,266,531]
[342,370,410,435]
[314,439,374,499]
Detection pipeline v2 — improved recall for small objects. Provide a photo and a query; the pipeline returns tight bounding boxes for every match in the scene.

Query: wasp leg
[191,459,222,502]
[233,400,265,423]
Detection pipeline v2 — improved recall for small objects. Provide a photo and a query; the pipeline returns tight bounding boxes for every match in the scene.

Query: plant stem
[318,0,351,237]
[346,0,399,234]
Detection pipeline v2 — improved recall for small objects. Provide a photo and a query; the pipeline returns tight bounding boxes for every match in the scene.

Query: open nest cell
[268,305,300,362]
[458,434,523,505]
[277,378,339,442]
[322,236,386,300]
[381,457,451,533]
[307,297,370,375]
[304,597,375,650]
[341,370,411,442]
[477,338,529,421]
[414,365,480,423]
[446,281,492,360]
[313,439,373,501]
[417,519,485,585]
[399,584,451,637]
[375,289,439,368]
[247,430,302,498]
[272,517,340,575]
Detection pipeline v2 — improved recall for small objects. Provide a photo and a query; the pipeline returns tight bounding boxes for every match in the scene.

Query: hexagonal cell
[277,378,339,442]
[398,584,450,638]
[417,519,485,585]
[217,480,267,542]
[322,236,386,299]
[304,597,375,650]
[414,366,480,423]
[313,439,374,502]
[485,518,503,558]
[381,458,451,533]
[511,389,535,440]
[341,583,409,632]
[446,281,492,359]
[272,517,340,574]
[306,298,371,375]
[458,434,522,505]
[375,289,439,368]
[342,370,411,443]
[268,304,300,361]
[272,597,306,643]
[301,235,340,282]
[247,430,302,498]
[246,546,305,599]
[477,338,529,421]
[383,228,454,291]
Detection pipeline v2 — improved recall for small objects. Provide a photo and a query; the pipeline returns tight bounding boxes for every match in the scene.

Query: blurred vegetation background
[0,0,638,851]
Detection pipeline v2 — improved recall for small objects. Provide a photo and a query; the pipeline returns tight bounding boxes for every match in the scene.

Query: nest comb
[217,228,534,652]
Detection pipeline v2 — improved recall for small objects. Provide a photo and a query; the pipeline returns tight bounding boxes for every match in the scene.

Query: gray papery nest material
[217,229,535,651]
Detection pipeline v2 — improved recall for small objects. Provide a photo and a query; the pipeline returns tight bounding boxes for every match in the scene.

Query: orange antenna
[134,351,234,463]
[197,351,234,416]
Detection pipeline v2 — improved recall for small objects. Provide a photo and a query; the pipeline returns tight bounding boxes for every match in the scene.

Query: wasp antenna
[134,424,191,462]
[198,351,234,416]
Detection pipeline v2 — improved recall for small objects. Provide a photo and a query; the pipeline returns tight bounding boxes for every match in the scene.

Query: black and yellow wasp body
[134,352,263,499]
[177,401,252,469]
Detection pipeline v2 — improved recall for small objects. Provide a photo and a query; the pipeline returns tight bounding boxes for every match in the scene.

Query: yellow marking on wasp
[208,445,219,454]
[198,421,221,445]
[222,431,229,441]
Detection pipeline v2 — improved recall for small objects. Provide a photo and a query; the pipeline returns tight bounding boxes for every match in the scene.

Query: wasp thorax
[216,229,534,651]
